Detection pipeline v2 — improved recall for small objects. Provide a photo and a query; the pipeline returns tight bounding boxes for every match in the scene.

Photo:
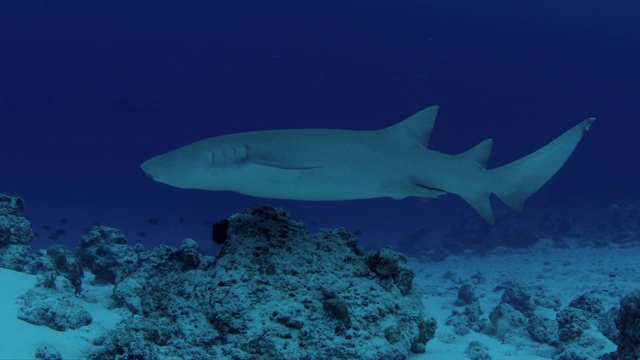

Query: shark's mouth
[144,171,159,181]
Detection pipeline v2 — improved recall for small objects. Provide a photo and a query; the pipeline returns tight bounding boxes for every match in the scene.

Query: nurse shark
[141,106,595,224]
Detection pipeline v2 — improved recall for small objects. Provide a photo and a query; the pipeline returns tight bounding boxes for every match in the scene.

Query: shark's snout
[140,159,159,181]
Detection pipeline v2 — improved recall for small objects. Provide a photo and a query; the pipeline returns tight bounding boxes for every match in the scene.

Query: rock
[0,194,34,271]
[599,307,619,343]
[17,274,92,331]
[0,193,25,216]
[35,344,62,360]
[0,244,32,272]
[77,225,139,283]
[557,308,590,342]
[606,289,640,360]
[28,245,84,292]
[499,282,536,317]
[554,304,608,360]
[323,296,352,328]
[447,284,486,337]
[527,314,559,346]
[465,340,492,360]
[175,238,201,270]
[554,332,608,360]
[447,302,486,336]
[455,284,478,306]
[366,247,415,295]
[98,205,437,359]
[488,303,527,341]
[570,294,605,319]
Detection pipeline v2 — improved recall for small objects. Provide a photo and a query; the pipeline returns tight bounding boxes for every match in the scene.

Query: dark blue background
[1,0,638,252]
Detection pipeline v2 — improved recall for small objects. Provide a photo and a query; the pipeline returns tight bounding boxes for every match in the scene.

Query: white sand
[0,269,120,359]
[411,239,639,359]
[1,239,636,359]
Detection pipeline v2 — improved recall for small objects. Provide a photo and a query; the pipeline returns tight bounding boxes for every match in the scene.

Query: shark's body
[141,106,594,223]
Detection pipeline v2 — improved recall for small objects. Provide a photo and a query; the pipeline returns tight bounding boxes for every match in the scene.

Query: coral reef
[601,289,640,360]
[91,205,436,359]
[0,194,34,270]
[17,273,92,331]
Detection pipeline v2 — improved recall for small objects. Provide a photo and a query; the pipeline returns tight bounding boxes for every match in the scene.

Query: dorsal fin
[458,138,493,169]
[383,105,439,147]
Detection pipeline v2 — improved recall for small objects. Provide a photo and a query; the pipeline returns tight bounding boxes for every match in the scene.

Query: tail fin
[490,117,595,217]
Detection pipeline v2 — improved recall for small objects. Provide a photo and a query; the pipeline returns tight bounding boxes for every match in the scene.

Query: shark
[141,106,595,224]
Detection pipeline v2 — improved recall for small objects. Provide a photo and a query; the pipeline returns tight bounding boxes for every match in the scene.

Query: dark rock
[527,314,559,346]
[17,274,92,331]
[0,193,25,216]
[35,344,62,360]
[456,284,478,306]
[610,289,640,360]
[101,205,436,359]
[570,294,605,318]
[465,340,492,360]
[77,226,138,284]
[599,307,620,343]
[447,302,486,336]
[557,308,590,342]
[554,297,610,360]
[500,282,536,317]
[0,194,34,271]
[47,245,83,282]
[488,303,527,340]
[175,238,201,270]
[323,296,352,328]
[366,247,415,295]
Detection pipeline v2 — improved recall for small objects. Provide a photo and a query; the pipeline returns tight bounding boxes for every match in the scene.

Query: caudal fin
[490,117,595,217]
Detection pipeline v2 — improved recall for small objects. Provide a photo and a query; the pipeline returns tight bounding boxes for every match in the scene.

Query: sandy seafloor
[1,238,636,360]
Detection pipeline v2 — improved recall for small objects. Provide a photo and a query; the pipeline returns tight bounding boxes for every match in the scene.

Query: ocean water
[0,1,639,358]
[2,1,638,251]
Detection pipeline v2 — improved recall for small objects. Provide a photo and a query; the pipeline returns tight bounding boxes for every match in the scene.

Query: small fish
[59,218,68,224]
[54,228,66,236]
[147,217,159,225]
[137,232,146,238]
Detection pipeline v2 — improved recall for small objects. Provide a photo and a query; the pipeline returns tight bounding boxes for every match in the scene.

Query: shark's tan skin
[141,106,595,224]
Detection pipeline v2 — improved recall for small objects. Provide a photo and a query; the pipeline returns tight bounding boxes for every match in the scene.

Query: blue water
[1,0,638,253]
